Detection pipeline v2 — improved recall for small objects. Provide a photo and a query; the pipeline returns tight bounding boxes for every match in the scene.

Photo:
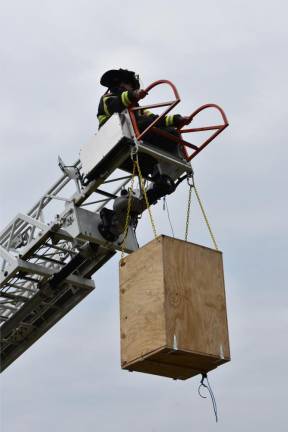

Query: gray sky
[0,0,287,431]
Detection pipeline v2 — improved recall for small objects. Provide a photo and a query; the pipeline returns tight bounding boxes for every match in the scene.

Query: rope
[198,373,218,422]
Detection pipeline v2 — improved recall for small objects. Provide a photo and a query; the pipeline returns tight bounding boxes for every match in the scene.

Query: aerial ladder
[0,80,228,372]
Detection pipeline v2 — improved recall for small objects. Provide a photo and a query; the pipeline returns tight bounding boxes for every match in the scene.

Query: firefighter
[97,69,190,155]
[97,69,189,239]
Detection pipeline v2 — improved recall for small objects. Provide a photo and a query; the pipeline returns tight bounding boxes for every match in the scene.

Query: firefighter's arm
[141,108,191,127]
[104,89,147,115]
[163,114,191,128]
[143,113,191,128]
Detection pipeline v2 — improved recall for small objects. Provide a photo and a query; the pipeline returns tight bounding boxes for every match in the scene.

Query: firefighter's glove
[133,89,148,101]
[176,116,191,128]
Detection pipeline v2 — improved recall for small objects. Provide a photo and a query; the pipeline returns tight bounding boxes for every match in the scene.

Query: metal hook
[187,174,194,187]
[130,144,138,160]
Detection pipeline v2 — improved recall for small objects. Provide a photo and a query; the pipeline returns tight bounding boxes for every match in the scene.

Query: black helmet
[100,68,140,90]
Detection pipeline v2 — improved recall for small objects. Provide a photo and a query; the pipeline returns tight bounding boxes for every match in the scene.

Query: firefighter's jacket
[97,88,183,129]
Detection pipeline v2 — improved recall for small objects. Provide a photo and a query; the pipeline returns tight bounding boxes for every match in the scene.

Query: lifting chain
[185,173,219,251]
[120,150,157,262]
[135,158,157,239]
[120,159,137,261]
[184,176,193,241]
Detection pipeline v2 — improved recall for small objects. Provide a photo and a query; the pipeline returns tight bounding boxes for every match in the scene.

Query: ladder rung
[44,243,77,255]
[0,292,29,303]
[3,283,37,293]
[18,275,41,283]
[32,254,65,265]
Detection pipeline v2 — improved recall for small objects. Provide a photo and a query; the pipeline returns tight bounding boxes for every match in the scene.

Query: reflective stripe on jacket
[97,89,182,129]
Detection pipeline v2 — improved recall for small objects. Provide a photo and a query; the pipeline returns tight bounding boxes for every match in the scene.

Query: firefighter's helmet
[100,69,140,90]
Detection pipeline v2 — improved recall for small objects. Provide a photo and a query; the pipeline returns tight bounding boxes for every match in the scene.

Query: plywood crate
[119,235,230,380]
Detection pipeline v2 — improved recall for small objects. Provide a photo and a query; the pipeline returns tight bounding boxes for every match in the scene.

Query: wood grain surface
[120,237,166,365]
[119,236,230,379]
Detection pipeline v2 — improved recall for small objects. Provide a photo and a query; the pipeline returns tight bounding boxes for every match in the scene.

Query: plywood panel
[120,238,166,366]
[125,359,198,380]
[163,237,230,360]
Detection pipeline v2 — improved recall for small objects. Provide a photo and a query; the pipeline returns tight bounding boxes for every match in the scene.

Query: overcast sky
[0,0,287,431]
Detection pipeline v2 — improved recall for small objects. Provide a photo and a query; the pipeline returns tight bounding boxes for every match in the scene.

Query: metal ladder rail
[0,162,131,258]
[0,161,81,248]
[0,240,77,321]
[0,243,117,372]
[0,172,136,324]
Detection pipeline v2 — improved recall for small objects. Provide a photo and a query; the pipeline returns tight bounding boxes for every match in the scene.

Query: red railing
[179,104,229,161]
[128,80,229,162]
[129,80,180,140]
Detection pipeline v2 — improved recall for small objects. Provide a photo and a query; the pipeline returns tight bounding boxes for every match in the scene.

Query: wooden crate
[119,235,230,380]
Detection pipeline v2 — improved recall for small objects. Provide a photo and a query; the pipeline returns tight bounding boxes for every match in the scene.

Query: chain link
[184,183,193,241]
[184,174,219,250]
[120,160,137,261]
[120,154,158,262]
[193,181,219,250]
[135,158,158,239]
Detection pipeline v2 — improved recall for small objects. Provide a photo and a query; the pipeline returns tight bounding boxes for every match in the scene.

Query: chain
[185,177,193,241]
[193,180,219,251]
[135,158,157,239]
[120,159,137,261]
[120,153,158,261]
[184,174,219,250]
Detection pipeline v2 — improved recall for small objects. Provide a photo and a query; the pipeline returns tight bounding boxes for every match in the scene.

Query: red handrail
[179,104,229,161]
[128,80,229,162]
[128,80,180,140]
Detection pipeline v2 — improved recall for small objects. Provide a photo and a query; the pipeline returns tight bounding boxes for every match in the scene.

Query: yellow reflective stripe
[143,109,153,117]
[121,91,131,107]
[165,115,174,126]
[98,114,108,125]
[103,97,111,116]
[125,91,131,105]
[121,92,127,106]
